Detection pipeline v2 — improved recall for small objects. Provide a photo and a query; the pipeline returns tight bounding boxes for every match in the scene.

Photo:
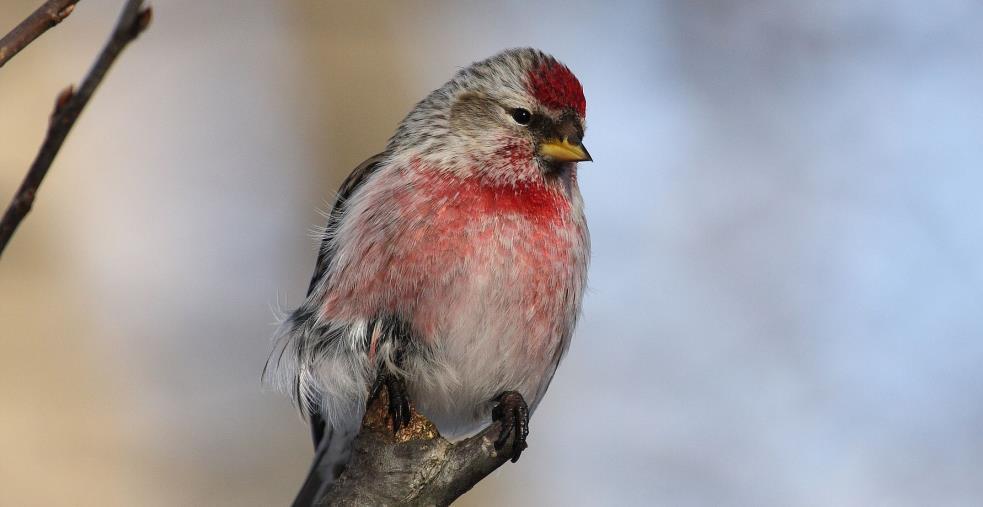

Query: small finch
[268,48,591,502]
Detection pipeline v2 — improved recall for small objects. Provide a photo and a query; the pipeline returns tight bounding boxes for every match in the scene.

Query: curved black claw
[370,371,411,433]
[492,391,529,463]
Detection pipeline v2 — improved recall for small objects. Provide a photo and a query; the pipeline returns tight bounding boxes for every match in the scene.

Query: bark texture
[316,391,515,506]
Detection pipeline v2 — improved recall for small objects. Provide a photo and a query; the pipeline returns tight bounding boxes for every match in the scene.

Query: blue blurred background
[2,1,982,505]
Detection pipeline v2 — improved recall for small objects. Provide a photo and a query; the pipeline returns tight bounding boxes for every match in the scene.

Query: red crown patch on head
[527,60,586,117]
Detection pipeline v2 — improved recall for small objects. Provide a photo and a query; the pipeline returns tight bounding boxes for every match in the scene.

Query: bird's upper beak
[538,138,592,163]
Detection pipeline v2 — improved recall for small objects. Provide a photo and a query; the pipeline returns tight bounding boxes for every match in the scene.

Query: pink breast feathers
[398,169,577,342]
[416,168,573,236]
[322,167,578,347]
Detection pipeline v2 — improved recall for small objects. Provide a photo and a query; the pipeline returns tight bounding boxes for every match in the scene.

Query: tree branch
[0,0,152,257]
[0,0,81,69]
[313,392,514,506]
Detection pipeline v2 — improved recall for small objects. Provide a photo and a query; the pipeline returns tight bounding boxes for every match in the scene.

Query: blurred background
[2,1,982,505]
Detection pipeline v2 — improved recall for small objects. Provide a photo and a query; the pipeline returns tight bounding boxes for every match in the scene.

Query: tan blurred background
[3,1,983,506]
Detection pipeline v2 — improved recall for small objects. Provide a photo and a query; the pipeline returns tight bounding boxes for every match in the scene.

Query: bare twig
[0,0,152,257]
[0,0,81,69]
[312,392,515,506]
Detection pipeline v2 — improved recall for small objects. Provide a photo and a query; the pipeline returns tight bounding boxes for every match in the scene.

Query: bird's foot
[370,371,411,434]
[492,391,529,463]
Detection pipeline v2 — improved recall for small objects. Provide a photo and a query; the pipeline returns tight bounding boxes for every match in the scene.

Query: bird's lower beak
[539,139,592,163]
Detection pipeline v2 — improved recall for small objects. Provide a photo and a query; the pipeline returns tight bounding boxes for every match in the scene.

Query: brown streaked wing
[306,153,387,296]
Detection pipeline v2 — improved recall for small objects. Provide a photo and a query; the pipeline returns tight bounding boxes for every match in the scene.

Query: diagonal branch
[0,0,152,257]
[0,0,81,69]
[311,392,515,506]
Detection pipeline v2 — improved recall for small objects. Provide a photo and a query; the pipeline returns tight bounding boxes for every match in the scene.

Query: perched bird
[267,47,591,503]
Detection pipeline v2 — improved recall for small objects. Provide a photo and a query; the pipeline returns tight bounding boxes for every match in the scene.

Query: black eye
[510,108,532,125]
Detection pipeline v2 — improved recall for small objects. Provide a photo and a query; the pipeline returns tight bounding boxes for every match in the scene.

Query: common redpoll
[267,47,591,502]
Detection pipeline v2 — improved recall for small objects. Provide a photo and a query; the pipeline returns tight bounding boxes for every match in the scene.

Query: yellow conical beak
[538,138,592,163]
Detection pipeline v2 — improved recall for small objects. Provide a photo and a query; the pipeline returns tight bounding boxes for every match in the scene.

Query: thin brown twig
[0,0,81,69]
[0,0,152,257]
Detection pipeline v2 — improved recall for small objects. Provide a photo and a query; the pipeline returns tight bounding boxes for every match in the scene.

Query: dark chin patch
[541,160,575,196]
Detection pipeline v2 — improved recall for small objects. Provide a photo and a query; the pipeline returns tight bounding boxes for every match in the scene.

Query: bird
[266,47,591,504]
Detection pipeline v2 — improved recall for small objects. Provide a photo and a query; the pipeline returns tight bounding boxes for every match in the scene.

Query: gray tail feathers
[292,425,358,506]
